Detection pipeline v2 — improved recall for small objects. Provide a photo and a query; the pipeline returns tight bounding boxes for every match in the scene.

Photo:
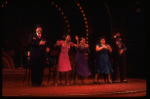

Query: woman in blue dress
[75,37,91,84]
[94,37,113,84]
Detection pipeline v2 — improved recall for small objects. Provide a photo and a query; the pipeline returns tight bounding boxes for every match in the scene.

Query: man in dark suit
[29,24,50,87]
[111,32,128,83]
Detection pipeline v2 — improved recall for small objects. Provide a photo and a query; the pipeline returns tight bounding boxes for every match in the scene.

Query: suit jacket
[29,33,51,59]
[111,38,127,61]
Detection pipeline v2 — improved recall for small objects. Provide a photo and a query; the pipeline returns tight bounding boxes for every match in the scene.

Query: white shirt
[36,33,41,36]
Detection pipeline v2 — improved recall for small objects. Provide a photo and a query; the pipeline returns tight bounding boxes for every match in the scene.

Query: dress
[75,45,91,76]
[57,41,72,72]
[96,44,113,74]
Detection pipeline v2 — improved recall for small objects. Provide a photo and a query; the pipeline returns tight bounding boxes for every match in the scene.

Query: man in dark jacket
[29,24,51,87]
[111,32,128,83]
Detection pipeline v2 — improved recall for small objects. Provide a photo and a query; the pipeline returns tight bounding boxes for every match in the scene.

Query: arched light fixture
[75,1,89,59]
[52,2,70,32]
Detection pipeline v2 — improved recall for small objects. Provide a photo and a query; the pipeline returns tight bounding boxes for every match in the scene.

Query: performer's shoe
[33,84,38,87]
[54,83,58,86]
[107,81,112,84]
[112,81,117,83]
[40,84,44,86]
[93,80,98,84]
[121,80,128,83]
[65,83,69,86]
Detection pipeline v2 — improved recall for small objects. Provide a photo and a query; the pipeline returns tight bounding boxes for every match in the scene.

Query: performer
[75,37,91,84]
[29,24,51,87]
[111,32,127,83]
[54,34,79,85]
[94,37,113,84]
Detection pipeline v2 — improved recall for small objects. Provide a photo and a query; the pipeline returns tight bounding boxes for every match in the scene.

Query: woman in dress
[75,37,91,84]
[94,37,113,84]
[54,34,79,85]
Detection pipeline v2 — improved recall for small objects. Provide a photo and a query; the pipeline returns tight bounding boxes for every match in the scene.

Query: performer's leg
[107,74,112,83]
[30,58,38,86]
[54,71,59,85]
[37,58,45,85]
[118,58,125,82]
[112,60,118,82]
[75,74,79,84]
[65,72,69,85]
[85,76,87,84]
[94,73,99,83]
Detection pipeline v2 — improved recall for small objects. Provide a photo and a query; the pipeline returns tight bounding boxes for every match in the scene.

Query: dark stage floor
[2,74,146,97]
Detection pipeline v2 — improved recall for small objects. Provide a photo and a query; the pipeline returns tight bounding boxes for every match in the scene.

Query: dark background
[2,1,146,78]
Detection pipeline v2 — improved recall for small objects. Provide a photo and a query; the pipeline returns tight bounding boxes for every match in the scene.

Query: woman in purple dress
[75,37,91,84]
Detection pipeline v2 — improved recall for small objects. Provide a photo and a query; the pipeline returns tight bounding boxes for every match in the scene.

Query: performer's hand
[39,39,46,45]
[114,32,120,38]
[106,44,110,48]
[119,49,123,55]
[85,44,89,48]
[75,36,79,41]
[46,47,50,53]
[103,45,108,49]
[56,41,60,44]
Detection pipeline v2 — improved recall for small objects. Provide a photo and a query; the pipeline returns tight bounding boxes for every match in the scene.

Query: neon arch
[52,2,70,33]
[75,1,89,59]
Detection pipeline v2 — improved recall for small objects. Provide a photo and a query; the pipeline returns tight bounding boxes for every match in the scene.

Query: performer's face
[80,38,85,44]
[66,35,71,41]
[116,37,121,42]
[36,27,42,34]
[100,39,105,44]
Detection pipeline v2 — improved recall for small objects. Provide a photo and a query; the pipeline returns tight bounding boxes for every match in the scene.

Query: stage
[2,74,146,97]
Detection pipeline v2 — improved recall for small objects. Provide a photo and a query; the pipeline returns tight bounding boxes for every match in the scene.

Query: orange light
[55,5,58,7]
[86,25,88,28]
[2,5,4,7]
[80,7,82,9]
[67,25,69,27]
[83,14,85,17]
[68,30,70,32]
[59,8,61,10]
[66,20,68,23]
[86,33,88,36]
[62,12,64,14]
[85,21,87,24]
[81,10,84,13]
[64,16,66,18]
[86,29,88,32]
[84,18,86,20]
[5,2,7,4]
[77,4,80,6]
[52,2,54,4]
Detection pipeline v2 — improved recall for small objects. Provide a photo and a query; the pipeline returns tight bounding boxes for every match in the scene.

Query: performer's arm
[54,41,60,47]
[122,43,127,52]
[96,45,104,52]
[106,44,112,53]
[71,36,79,47]
[29,34,40,47]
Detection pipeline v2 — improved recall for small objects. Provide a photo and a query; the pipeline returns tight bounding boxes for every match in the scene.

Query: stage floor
[2,74,146,97]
